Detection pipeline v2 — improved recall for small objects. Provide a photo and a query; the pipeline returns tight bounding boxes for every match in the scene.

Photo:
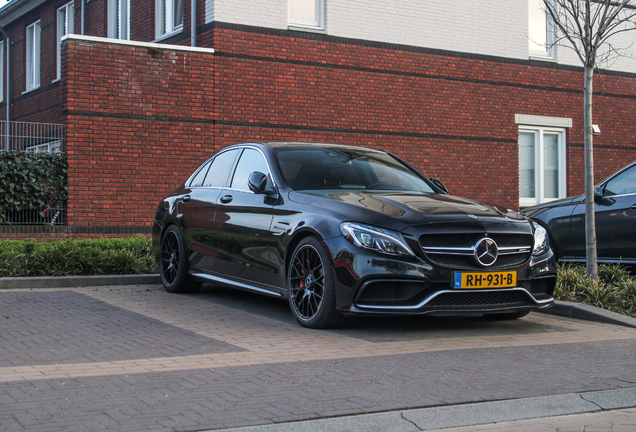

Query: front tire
[160,225,201,293]
[287,237,343,329]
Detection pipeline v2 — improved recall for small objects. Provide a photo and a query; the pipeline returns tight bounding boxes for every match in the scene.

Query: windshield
[273,147,435,193]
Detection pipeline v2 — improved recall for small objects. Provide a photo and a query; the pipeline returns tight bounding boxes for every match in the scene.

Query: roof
[0,0,47,27]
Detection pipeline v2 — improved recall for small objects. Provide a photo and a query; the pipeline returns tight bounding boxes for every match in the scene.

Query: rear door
[180,149,241,271]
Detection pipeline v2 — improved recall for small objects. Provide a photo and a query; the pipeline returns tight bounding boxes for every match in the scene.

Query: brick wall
[63,38,216,232]
[208,27,636,208]
[57,31,636,234]
[0,0,68,123]
[5,25,636,239]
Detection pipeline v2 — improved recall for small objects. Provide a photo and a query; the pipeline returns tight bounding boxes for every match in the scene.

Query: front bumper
[324,236,557,316]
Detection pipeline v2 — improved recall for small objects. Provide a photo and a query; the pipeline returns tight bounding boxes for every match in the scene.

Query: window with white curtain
[57,2,74,80]
[108,0,130,40]
[0,42,4,102]
[289,0,324,30]
[528,0,555,58]
[519,126,566,207]
[26,20,41,91]
[156,0,183,39]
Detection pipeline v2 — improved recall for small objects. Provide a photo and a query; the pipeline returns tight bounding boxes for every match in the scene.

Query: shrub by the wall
[0,236,157,277]
[0,151,68,224]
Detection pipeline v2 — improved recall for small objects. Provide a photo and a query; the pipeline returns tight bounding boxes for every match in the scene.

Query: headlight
[339,223,415,257]
[532,223,549,256]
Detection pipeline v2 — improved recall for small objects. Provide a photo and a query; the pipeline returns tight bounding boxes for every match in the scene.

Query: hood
[289,190,528,231]
[520,195,580,218]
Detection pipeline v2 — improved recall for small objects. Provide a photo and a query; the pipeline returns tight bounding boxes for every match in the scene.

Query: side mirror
[248,171,268,194]
[430,178,449,194]
[594,186,604,202]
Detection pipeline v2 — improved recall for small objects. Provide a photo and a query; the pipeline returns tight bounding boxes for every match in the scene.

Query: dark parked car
[522,161,636,267]
[152,142,556,328]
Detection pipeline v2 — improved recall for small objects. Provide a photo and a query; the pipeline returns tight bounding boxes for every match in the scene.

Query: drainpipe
[191,0,196,46]
[81,0,86,35]
[0,26,10,151]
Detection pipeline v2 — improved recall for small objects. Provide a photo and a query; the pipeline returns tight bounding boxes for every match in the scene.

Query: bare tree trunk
[583,65,598,280]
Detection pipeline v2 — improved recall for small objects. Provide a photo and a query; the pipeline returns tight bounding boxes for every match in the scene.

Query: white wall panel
[208,0,636,74]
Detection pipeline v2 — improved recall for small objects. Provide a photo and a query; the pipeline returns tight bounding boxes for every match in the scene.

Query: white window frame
[528,0,556,59]
[0,42,4,103]
[108,0,130,40]
[26,20,40,91]
[26,20,41,91]
[156,0,183,39]
[288,0,325,30]
[518,126,567,208]
[57,2,75,80]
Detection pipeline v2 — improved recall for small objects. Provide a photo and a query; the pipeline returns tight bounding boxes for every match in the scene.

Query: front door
[211,148,280,287]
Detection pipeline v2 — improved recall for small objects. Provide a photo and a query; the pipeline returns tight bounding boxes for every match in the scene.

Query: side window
[289,0,324,30]
[189,160,212,187]
[528,0,555,59]
[108,0,130,40]
[604,166,636,196]
[231,149,269,191]
[518,126,566,207]
[203,149,240,187]
[26,20,41,91]
[156,0,183,39]
[57,2,74,80]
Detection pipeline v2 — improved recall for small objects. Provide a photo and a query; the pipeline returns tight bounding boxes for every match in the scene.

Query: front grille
[420,233,531,248]
[426,290,533,307]
[426,253,529,270]
[420,232,533,270]
[523,277,556,300]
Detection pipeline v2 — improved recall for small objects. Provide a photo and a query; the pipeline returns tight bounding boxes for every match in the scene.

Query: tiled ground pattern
[0,285,635,431]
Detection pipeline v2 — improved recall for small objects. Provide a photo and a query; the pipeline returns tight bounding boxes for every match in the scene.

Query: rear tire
[160,225,202,293]
[287,237,343,329]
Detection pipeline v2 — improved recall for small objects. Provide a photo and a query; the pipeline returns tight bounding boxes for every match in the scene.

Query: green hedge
[0,151,68,223]
[0,236,158,277]
[555,264,636,317]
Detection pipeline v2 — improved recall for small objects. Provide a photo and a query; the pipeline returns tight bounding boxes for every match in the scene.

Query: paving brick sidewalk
[1,284,636,431]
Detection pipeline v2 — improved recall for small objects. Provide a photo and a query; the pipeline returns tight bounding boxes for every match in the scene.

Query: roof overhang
[0,0,48,27]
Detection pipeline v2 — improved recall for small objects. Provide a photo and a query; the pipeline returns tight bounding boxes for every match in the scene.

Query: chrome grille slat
[419,232,534,270]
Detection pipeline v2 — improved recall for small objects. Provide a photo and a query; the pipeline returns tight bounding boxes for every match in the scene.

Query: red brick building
[1,0,635,239]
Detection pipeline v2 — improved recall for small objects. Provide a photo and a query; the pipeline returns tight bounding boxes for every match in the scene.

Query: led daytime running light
[340,223,414,257]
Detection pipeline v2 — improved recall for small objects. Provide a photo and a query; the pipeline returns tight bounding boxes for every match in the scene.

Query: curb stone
[214,388,636,432]
[0,274,161,289]
[539,300,636,329]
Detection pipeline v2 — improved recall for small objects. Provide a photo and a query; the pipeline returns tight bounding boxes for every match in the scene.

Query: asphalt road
[1,283,635,431]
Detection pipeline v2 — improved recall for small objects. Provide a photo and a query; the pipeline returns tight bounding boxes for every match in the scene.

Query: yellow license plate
[453,271,517,289]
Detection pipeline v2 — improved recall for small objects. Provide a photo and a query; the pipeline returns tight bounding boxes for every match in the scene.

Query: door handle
[181,195,191,203]
[630,204,636,210]
[220,195,233,204]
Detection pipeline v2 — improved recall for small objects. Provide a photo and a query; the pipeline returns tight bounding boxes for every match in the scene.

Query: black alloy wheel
[288,237,342,329]
[160,225,201,293]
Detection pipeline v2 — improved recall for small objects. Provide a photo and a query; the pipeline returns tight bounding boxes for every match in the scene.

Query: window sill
[529,55,557,63]
[22,85,40,95]
[287,25,326,34]
[153,27,184,43]
[52,78,60,84]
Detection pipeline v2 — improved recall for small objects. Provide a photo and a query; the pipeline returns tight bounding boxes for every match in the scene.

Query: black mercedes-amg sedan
[152,142,556,328]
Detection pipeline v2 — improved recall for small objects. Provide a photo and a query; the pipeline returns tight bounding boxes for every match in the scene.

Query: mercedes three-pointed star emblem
[474,237,498,267]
